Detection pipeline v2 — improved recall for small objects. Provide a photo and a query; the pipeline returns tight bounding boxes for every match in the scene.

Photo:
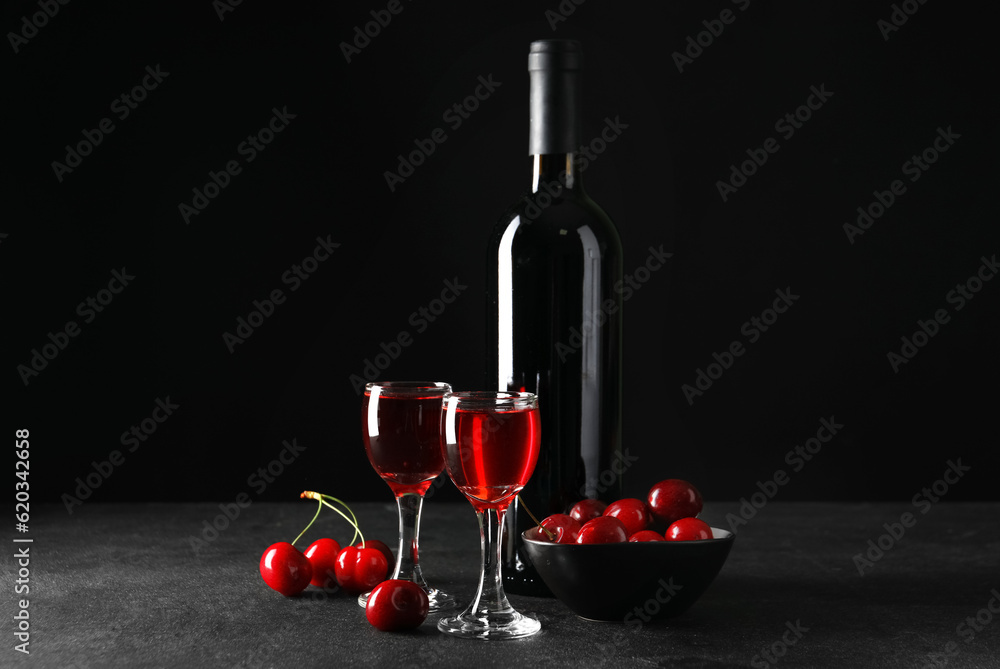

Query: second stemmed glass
[359,382,456,611]
[437,391,542,639]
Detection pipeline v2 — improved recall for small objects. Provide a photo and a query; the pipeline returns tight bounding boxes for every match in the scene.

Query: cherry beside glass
[360,382,456,611]
[437,391,542,639]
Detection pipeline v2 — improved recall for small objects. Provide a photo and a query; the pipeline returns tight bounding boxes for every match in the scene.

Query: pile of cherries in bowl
[522,477,734,622]
[533,478,710,544]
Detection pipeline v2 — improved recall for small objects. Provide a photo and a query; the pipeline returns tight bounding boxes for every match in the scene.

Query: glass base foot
[358,586,459,612]
[436,609,541,640]
[426,587,459,612]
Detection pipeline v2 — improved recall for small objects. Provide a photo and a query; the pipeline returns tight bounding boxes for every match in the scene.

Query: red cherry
[365,579,430,631]
[260,542,312,596]
[304,538,341,588]
[569,499,608,524]
[538,513,582,544]
[647,479,703,525]
[628,530,666,542]
[354,540,395,579]
[335,546,389,593]
[665,517,713,541]
[603,498,650,536]
[576,516,628,544]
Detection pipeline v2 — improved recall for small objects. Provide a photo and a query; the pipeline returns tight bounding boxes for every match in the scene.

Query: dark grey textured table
[5,502,999,668]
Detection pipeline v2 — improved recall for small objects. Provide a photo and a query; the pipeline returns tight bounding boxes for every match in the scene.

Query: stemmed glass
[437,391,542,639]
[360,382,456,611]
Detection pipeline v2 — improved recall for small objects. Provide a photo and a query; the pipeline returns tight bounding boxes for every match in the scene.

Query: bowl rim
[522,526,735,545]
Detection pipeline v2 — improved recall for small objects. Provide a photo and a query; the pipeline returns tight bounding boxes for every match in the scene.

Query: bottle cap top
[529,39,583,71]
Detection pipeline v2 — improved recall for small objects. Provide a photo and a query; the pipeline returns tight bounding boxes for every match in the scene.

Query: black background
[5,0,997,507]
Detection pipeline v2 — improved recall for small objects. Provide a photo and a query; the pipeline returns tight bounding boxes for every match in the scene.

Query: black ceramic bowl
[521,527,734,622]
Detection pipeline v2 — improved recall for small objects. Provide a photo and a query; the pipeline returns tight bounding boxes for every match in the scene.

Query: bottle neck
[527,41,585,198]
[530,153,583,194]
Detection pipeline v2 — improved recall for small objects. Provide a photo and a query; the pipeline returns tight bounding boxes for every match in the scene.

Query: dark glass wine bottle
[487,39,623,596]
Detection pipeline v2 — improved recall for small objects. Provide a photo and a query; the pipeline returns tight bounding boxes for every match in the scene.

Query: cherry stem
[290,498,323,547]
[516,494,556,541]
[318,499,364,546]
[300,491,362,545]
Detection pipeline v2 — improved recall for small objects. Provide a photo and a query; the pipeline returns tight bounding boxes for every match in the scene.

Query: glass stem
[471,507,513,616]
[393,492,428,588]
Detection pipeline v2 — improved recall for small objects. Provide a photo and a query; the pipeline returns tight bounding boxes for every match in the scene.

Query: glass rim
[365,381,451,397]
[443,390,537,409]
